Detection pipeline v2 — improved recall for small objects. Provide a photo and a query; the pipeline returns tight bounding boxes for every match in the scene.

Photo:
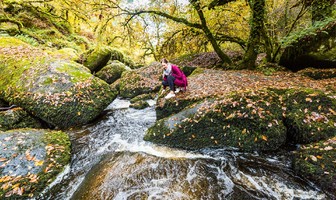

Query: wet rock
[72,152,235,200]
[284,89,336,144]
[292,137,336,196]
[96,60,130,84]
[0,129,71,199]
[0,107,43,131]
[146,90,288,152]
[0,37,117,129]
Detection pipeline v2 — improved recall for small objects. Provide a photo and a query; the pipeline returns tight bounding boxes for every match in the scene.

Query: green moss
[95,60,128,84]
[0,108,43,131]
[147,89,288,152]
[130,93,155,104]
[0,37,117,128]
[284,89,336,144]
[0,36,30,47]
[129,100,150,109]
[292,137,336,195]
[190,67,205,76]
[55,62,91,82]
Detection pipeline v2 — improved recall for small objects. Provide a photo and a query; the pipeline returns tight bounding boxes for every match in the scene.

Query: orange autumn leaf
[261,135,268,141]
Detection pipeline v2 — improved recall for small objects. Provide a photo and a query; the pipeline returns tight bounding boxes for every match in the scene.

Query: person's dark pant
[162,75,175,91]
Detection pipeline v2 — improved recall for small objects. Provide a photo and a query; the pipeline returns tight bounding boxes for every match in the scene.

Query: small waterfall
[43,98,327,200]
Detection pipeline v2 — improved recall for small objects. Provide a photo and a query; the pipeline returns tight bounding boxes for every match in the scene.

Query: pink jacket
[164,65,188,88]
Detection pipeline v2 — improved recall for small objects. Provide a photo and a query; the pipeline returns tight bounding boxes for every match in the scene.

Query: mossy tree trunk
[190,0,232,65]
[241,0,266,69]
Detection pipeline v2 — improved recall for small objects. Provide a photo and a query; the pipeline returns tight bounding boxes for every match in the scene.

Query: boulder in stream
[96,60,131,84]
[145,90,288,151]
[0,128,71,199]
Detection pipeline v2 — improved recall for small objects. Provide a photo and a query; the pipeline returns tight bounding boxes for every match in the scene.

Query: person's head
[161,58,169,69]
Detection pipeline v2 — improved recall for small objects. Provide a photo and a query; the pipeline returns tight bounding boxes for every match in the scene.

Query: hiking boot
[165,92,176,99]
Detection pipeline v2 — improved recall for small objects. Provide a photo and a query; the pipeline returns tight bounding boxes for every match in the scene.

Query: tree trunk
[241,0,266,69]
[190,0,232,65]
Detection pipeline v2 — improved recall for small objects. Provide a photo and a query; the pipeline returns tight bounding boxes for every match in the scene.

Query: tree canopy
[1,0,335,68]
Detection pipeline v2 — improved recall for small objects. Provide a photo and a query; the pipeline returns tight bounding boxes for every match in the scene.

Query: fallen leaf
[34,160,44,166]
[261,135,267,141]
[305,98,312,102]
[324,146,333,151]
[310,155,317,162]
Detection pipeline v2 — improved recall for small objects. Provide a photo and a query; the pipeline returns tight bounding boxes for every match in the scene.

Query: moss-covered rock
[0,36,117,128]
[82,46,114,72]
[95,60,130,84]
[0,107,43,131]
[117,63,162,99]
[292,137,336,196]
[82,46,135,72]
[284,89,336,144]
[129,100,150,109]
[130,93,156,104]
[0,128,71,199]
[145,90,287,151]
[55,48,80,62]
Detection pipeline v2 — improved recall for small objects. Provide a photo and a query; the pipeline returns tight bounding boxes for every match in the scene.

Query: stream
[42,98,328,200]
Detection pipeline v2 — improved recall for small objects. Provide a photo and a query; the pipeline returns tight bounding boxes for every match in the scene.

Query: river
[41,98,327,200]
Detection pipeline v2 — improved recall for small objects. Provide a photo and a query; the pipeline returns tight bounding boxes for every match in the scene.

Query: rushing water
[42,98,328,200]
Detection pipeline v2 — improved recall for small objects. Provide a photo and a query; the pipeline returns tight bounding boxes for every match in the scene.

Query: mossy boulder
[117,63,162,98]
[82,46,115,72]
[284,89,336,144]
[95,60,130,84]
[0,37,117,128]
[129,100,150,109]
[145,90,287,151]
[0,129,71,199]
[292,137,336,196]
[55,48,80,62]
[82,46,134,72]
[0,107,43,131]
[130,93,155,104]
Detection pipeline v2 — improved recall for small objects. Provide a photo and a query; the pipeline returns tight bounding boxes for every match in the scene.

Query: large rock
[95,60,130,84]
[0,37,117,128]
[145,90,287,151]
[146,87,336,152]
[116,62,162,98]
[0,107,43,131]
[0,129,71,199]
[284,89,336,144]
[82,46,134,72]
[292,137,336,196]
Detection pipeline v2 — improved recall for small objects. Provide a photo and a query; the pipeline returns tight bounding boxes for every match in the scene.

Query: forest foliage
[0,0,335,66]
